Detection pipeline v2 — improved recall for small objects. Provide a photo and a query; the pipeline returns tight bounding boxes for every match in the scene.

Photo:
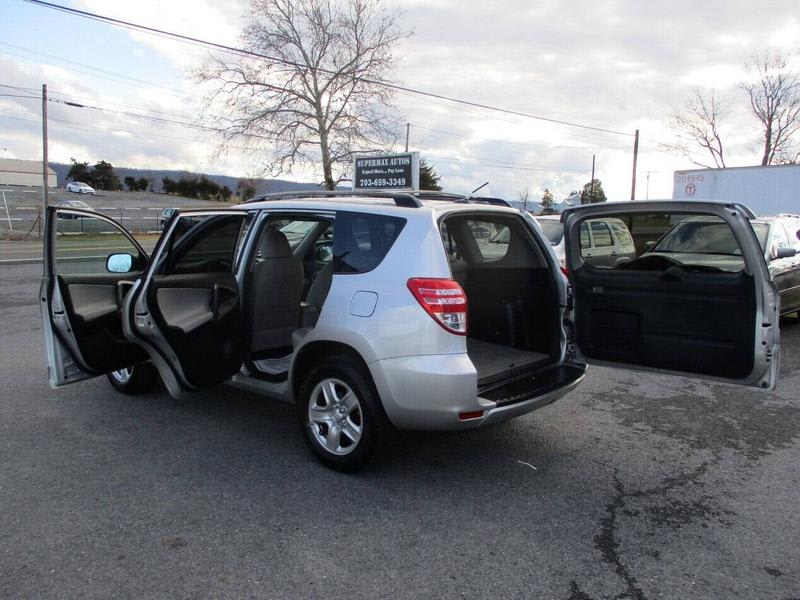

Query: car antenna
[464,181,489,201]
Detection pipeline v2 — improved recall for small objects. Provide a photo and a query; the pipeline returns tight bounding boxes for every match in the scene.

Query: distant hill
[49,163,324,195]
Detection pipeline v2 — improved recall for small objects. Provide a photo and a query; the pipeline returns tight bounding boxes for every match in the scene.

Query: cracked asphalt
[1,262,798,599]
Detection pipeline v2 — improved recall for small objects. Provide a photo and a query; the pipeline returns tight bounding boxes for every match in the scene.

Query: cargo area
[440,211,561,387]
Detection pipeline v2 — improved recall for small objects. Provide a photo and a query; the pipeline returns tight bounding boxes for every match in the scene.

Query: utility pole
[41,83,49,238]
[630,129,639,200]
[590,154,596,203]
[405,123,410,152]
[645,170,656,200]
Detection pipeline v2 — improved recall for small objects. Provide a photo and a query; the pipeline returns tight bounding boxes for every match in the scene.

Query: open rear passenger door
[562,201,780,390]
[122,210,252,398]
[41,206,152,387]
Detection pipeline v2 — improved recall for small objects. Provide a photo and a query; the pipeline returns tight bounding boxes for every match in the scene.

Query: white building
[0,158,57,187]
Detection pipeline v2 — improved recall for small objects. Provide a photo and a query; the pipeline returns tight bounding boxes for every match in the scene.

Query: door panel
[571,267,755,378]
[56,274,148,373]
[146,273,243,388]
[563,201,779,389]
[124,211,251,395]
[41,207,150,387]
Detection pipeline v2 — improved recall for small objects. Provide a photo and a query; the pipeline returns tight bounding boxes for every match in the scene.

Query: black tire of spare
[106,363,160,395]
[296,357,391,473]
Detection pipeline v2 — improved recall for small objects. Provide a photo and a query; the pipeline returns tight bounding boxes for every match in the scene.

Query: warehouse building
[0,158,57,187]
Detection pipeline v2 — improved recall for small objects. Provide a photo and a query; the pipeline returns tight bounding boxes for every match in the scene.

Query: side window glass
[579,222,591,249]
[162,214,249,275]
[464,219,510,260]
[578,212,745,273]
[55,210,145,275]
[590,221,613,247]
[333,212,406,273]
[781,221,800,251]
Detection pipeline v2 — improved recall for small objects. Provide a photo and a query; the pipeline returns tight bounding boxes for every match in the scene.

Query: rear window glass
[576,212,745,273]
[332,212,406,273]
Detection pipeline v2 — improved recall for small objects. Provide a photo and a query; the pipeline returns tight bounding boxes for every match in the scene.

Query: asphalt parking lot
[1,261,798,599]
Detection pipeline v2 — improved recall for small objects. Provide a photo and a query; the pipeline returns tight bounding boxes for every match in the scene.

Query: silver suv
[40,194,781,470]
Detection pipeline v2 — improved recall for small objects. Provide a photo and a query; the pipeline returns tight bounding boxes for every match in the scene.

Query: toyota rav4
[40,192,781,470]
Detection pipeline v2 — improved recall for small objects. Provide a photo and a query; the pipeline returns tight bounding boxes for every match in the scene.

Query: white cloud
[768,21,800,48]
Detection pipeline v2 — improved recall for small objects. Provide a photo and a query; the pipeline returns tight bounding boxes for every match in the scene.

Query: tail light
[407,278,468,335]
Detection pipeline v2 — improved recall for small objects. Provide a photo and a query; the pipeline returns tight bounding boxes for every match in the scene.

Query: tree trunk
[318,123,335,190]
[762,122,772,165]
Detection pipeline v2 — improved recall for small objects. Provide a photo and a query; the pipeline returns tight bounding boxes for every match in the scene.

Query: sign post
[353,152,419,191]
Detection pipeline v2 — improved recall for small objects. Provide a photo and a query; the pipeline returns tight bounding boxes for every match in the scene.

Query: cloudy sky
[2,0,799,200]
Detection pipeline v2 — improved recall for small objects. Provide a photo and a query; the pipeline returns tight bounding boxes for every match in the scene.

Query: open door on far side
[41,207,150,387]
[562,201,780,390]
[123,210,252,398]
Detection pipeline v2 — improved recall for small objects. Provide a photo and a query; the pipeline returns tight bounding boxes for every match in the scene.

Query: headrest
[258,227,292,258]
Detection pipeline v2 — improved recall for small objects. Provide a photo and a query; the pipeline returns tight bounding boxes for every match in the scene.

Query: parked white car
[65,181,96,195]
[535,214,636,268]
[40,194,781,471]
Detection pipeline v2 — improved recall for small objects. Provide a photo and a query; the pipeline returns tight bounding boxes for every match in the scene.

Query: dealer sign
[353,152,419,190]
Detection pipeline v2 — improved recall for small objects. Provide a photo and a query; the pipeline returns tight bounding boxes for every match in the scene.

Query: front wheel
[296,357,390,472]
[106,363,160,395]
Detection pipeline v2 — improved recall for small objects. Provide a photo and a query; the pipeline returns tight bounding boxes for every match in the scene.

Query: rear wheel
[106,363,160,395]
[296,357,389,472]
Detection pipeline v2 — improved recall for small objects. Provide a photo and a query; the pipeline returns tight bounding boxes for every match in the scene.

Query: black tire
[106,363,160,395]
[296,357,390,472]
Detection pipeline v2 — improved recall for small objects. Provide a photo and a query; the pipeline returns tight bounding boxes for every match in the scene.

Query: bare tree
[517,188,530,211]
[196,0,408,189]
[741,53,800,165]
[667,89,729,168]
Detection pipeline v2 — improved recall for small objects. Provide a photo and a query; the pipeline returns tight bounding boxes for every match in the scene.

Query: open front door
[122,210,252,398]
[562,201,780,390]
[41,207,150,387]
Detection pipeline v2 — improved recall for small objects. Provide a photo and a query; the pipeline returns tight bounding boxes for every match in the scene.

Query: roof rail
[777,213,800,219]
[413,191,512,207]
[244,189,422,208]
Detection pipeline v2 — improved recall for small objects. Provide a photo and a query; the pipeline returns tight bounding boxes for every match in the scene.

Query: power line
[21,0,635,138]
[411,124,633,151]
[427,156,591,174]
[0,43,191,100]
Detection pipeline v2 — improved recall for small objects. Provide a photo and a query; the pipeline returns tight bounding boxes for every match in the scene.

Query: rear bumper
[369,353,586,430]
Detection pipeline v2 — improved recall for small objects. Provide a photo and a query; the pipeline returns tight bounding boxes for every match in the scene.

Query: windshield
[536,219,563,245]
[651,219,742,256]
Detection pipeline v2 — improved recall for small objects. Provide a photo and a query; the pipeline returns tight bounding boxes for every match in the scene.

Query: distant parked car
[66,182,95,195]
[160,207,177,229]
[535,215,636,268]
[752,214,800,317]
[55,199,95,218]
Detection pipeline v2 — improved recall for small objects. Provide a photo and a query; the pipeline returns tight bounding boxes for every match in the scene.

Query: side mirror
[106,253,134,273]
[645,240,656,249]
[775,246,797,260]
